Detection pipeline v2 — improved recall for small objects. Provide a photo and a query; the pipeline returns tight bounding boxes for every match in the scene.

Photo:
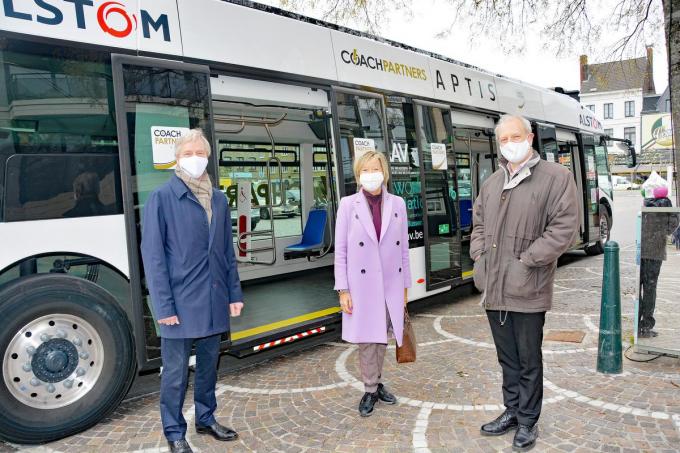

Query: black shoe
[195,422,239,441]
[639,330,658,338]
[513,424,538,451]
[377,383,397,405]
[480,409,519,436]
[168,439,193,453]
[359,391,379,417]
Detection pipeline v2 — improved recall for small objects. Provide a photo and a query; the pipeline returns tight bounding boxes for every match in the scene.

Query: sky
[257,0,669,94]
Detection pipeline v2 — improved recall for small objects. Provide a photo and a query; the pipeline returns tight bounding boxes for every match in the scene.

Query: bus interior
[210,75,340,347]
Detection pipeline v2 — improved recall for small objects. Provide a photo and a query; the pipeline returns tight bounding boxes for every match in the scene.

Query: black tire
[0,274,136,444]
[260,207,270,220]
[585,204,611,256]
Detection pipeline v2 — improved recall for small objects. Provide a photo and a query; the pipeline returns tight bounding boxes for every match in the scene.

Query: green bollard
[597,241,623,374]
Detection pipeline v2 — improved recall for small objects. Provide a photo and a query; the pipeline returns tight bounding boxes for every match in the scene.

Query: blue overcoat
[140,175,243,339]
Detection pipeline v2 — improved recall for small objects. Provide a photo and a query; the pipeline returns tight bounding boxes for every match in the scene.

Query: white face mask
[360,172,384,192]
[178,155,208,179]
[500,140,531,164]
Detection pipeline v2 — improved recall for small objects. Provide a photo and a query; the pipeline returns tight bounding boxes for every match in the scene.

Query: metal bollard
[597,241,623,374]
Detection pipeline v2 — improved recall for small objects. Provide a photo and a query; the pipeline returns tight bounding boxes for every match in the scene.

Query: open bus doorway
[211,76,340,348]
[451,127,497,280]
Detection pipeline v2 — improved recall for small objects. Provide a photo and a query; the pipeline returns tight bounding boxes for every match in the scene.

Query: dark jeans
[160,334,221,441]
[639,258,663,333]
[486,310,546,427]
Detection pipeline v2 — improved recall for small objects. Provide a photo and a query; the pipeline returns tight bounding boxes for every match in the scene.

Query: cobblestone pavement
[4,238,679,453]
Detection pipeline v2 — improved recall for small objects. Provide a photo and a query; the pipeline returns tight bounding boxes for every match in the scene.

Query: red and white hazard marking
[253,326,326,352]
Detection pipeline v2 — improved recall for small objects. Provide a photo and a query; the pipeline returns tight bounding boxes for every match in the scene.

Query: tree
[273,0,680,205]
[665,0,680,206]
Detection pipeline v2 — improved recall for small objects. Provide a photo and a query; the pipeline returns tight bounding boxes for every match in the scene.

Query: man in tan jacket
[471,114,578,452]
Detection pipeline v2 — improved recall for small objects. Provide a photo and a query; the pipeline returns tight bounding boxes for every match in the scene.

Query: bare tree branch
[273,0,664,59]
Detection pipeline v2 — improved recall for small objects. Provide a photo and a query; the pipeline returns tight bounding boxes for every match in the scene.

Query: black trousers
[639,258,663,332]
[486,310,545,426]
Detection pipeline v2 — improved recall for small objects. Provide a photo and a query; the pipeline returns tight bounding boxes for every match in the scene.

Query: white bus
[0,0,623,443]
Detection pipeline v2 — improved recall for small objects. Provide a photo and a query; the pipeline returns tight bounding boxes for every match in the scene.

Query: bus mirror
[626,145,637,168]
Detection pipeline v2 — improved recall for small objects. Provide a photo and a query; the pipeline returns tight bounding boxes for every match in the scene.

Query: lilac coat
[334,188,412,346]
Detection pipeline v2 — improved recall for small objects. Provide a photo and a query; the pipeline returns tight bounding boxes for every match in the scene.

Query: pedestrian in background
[470,114,578,452]
[334,150,411,417]
[639,185,679,338]
[141,129,243,453]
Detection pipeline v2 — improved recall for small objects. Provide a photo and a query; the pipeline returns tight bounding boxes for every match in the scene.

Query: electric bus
[0,0,616,443]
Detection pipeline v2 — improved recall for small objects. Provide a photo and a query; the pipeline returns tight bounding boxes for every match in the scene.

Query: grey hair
[174,128,211,157]
[494,114,532,137]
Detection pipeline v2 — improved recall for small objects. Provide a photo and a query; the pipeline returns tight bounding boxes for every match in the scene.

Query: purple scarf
[363,190,383,241]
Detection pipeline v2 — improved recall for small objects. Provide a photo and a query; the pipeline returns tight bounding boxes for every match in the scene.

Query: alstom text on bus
[2,0,172,41]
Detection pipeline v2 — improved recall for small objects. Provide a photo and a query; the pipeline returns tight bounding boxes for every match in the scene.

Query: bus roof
[0,0,603,133]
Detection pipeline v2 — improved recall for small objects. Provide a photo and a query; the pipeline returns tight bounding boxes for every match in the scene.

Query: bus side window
[0,41,120,222]
[3,154,123,222]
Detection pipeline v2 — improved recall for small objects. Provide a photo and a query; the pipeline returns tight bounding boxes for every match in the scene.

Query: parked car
[259,189,301,219]
[612,176,632,191]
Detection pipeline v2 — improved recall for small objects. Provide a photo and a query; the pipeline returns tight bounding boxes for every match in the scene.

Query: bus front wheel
[0,274,136,444]
[585,204,611,256]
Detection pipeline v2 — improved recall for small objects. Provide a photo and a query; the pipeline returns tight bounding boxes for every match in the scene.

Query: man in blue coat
[141,129,244,453]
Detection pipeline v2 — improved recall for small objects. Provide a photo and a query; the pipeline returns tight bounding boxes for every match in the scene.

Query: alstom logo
[2,0,172,41]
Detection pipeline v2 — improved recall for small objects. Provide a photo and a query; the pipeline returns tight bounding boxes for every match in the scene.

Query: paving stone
[5,247,680,452]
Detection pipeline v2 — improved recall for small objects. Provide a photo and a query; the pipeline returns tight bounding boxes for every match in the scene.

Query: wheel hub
[3,314,104,409]
[32,339,78,383]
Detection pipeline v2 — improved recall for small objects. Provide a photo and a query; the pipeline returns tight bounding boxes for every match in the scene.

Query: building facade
[579,46,656,154]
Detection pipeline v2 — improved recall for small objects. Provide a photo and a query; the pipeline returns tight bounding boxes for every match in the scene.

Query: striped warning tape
[253,326,326,352]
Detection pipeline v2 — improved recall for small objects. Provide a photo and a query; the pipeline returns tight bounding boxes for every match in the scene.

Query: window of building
[603,103,614,119]
[624,127,636,145]
[624,100,635,117]
[603,128,614,139]
[586,104,595,112]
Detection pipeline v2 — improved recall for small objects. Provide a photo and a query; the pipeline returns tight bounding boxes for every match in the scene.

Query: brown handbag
[396,308,416,363]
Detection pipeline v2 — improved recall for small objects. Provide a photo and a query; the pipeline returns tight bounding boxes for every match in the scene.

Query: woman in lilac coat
[334,150,412,417]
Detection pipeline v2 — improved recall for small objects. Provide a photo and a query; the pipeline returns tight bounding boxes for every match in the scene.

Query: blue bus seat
[284,209,327,260]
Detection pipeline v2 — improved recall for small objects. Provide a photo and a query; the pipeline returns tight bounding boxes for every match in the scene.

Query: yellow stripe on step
[231,306,341,341]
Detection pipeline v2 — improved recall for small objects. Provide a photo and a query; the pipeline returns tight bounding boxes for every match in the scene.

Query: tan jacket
[470,151,579,312]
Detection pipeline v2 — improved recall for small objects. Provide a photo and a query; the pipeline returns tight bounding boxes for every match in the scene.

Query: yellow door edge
[231,306,342,341]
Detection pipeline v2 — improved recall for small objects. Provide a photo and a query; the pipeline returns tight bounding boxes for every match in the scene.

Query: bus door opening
[578,133,601,245]
[414,101,462,291]
[211,75,339,349]
[451,127,496,279]
[556,129,586,246]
